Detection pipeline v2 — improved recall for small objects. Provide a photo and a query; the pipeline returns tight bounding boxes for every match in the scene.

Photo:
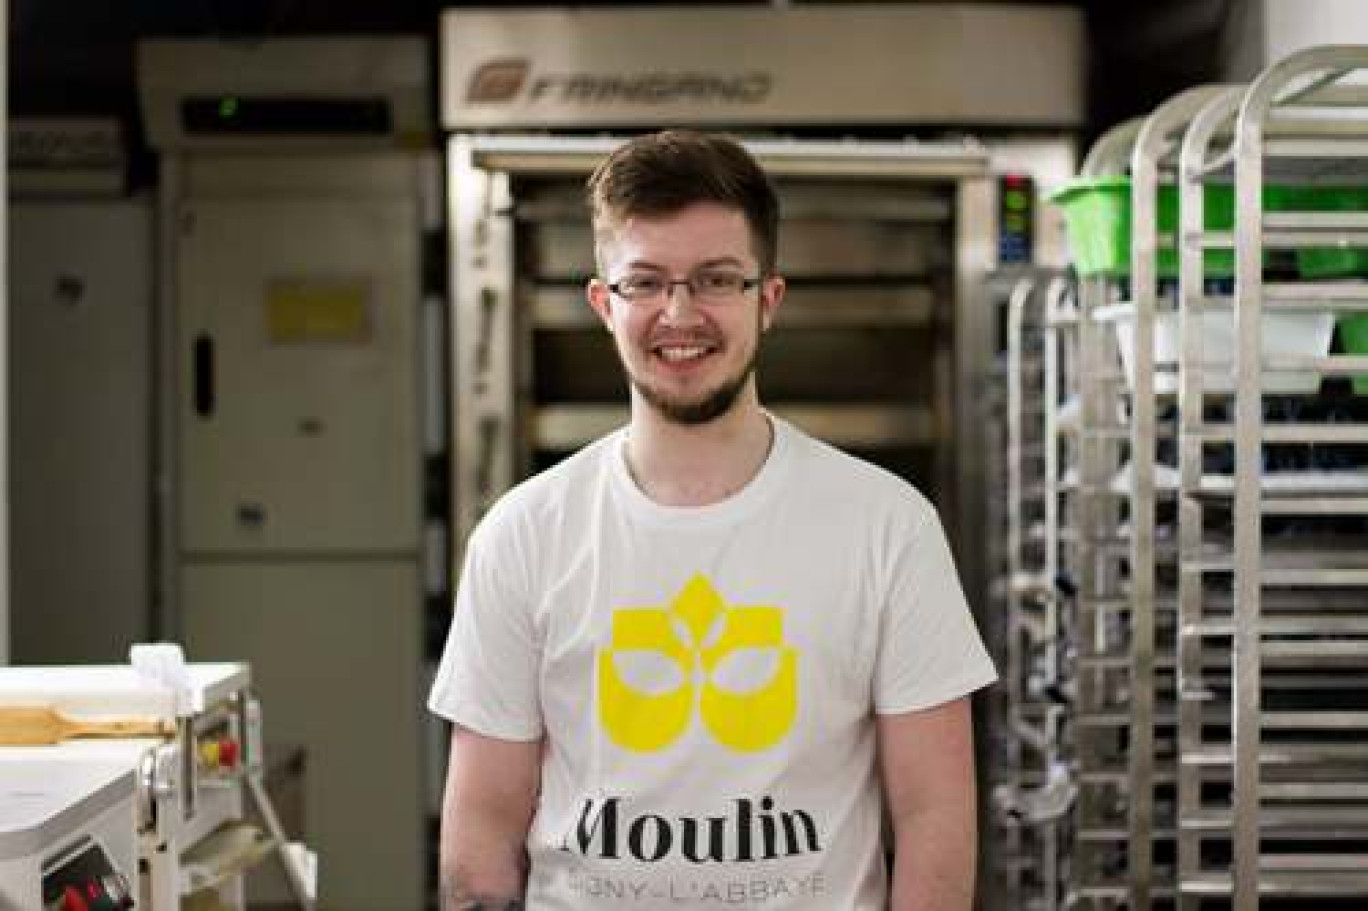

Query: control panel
[42,839,134,911]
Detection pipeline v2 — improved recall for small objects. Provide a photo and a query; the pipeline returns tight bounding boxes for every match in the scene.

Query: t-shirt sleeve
[427,511,544,741]
[873,504,998,715]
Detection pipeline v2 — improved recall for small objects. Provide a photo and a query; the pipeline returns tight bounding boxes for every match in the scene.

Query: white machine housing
[0,755,138,910]
[0,663,309,910]
[138,38,430,151]
[441,5,1085,129]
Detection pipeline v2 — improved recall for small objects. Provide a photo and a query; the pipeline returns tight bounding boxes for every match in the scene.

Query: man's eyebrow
[620,256,749,272]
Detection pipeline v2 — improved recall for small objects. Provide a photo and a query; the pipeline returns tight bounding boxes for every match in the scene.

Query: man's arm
[878,696,978,911]
[439,724,542,910]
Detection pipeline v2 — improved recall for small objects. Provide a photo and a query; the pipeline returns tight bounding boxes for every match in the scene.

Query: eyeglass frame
[604,268,767,305]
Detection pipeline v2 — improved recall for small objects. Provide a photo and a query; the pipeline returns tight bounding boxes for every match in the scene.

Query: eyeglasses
[606,268,764,304]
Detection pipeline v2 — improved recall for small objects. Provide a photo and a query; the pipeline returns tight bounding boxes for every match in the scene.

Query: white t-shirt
[429,417,997,909]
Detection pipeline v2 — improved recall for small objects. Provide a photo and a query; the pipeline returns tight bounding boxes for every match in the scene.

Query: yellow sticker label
[265,278,372,345]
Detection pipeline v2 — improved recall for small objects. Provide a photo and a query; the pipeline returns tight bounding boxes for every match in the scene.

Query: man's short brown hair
[587,130,780,274]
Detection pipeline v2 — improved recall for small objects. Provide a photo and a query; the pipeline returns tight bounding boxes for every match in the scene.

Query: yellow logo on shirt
[598,575,797,753]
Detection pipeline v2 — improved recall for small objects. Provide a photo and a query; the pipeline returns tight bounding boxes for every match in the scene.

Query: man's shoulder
[785,421,935,517]
[485,430,620,523]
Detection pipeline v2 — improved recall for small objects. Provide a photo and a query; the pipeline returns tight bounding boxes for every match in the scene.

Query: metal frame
[1045,274,1085,911]
[1231,45,1368,906]
[957,175,999,612]
[995,270,1074,910]
[1124,86,1236,908]
[1175,83,1245,911]
[448,135,517,561]
[1060,92,1228,905]
[1172,44,1368,909]
[1065,118,1143,910]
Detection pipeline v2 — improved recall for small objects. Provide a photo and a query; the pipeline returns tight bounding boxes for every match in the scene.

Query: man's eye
[621,275,664,296]
[696,271,743,293]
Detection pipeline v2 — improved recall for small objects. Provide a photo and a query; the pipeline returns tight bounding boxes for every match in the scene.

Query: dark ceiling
[10,0,1236,141]
[12,0,443,116]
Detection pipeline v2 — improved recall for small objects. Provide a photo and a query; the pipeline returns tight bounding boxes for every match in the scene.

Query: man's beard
[629,352,758,425]
[620,308,765,426]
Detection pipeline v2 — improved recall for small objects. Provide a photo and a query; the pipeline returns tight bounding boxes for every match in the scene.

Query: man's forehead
[619,203,747,232]
[597,205,757,263]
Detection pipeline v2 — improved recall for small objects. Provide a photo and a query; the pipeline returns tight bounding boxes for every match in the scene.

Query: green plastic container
[1047,177,1235,278]
[1049,178,1368,279]
[1339,313,1368,394]
[1283,186,1368,279]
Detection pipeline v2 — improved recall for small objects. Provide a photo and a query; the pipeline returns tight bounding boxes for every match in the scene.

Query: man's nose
[661,281,704,322]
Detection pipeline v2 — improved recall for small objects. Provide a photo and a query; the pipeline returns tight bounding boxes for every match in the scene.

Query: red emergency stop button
[60,885,89,911]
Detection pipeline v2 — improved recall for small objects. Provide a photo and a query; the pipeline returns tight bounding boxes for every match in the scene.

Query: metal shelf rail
[982,271,1014,911]
[1120,86,1237,909]
[1063,102,1202,907]
[993,269,1074,910]
[1045,271,1086,911]
[1059,86,1240,906]
[1058,118,1140,910]
[1176,82,1246,911]
[1175,45,1368,908]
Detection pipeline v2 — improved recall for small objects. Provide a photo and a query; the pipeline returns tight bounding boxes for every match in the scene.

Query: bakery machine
[440,2,1083,626]
[137,38,435,910]
[0,755,138,910]
[0,655,314,910]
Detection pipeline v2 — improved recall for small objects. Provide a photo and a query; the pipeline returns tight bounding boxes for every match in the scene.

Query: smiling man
[429,130,997,910]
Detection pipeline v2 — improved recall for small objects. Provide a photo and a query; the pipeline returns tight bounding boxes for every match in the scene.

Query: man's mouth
[652,343,718,363]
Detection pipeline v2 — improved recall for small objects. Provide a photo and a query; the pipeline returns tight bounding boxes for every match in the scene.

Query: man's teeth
[658,345,709,361]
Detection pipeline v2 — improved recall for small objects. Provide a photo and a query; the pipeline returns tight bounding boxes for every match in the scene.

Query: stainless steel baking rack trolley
[1052,111,1181,910]
[1173,45,1368,909]
[991,269,1076,911]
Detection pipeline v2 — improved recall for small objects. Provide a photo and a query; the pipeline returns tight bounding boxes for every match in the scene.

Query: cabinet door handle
[193,334,215,417]
[475,286,497,384]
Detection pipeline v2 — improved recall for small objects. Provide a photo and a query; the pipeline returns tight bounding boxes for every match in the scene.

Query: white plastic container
[1107,306,1335,395]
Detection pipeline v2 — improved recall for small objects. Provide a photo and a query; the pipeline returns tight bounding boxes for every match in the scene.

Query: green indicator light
[218,97,240,119]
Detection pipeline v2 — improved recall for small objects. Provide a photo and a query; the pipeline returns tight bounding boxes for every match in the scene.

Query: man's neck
[624,396,774,509]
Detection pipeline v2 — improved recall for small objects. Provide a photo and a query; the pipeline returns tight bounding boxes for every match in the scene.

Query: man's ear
[759,275,786,332]
[587,277,614,333]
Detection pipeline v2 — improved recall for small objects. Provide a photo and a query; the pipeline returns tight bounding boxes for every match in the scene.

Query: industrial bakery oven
[441,5,1084,603]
